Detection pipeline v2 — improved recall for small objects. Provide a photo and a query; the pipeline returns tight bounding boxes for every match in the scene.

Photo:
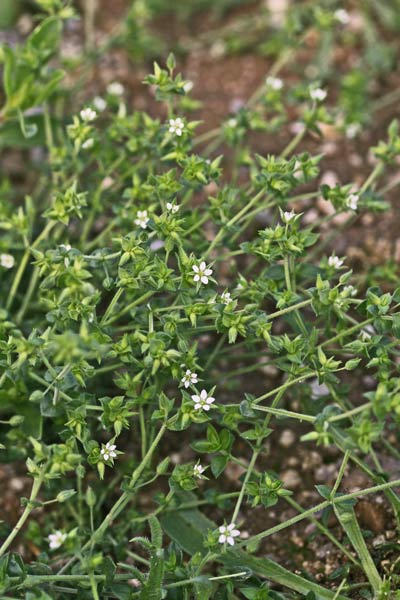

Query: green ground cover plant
[1,1,400,598]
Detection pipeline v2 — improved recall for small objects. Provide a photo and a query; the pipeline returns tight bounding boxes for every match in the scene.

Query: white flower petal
[218,534,227,543]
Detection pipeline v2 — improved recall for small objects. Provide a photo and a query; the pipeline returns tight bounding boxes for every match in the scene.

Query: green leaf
[160,493,214,556]
[344,358,361,370]
[211,454,228,478]
[29,16,61,57]
[19,404,42,439]
[334,505,382,594]
[315,485,331,499]
[166,52,176,72]
[160,494,349,599]
[220,552,349,600]
[18,110,38,139]
[149,515,163,550]
[0,116,47,148]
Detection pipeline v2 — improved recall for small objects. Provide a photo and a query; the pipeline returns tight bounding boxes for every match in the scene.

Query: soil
[1,0,400,595]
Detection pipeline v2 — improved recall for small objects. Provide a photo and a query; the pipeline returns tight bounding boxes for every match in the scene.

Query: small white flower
[107,81,124,96]
[220,291,232,304]
[48,530,67,550]
[193,463,206,478]
[150,239,165,251]
[166,202,180,213]
[191,389,215,412]
[100,441,117,462]
[293,159,303,179]
[93,96,107,111]
[345,123,360,139]
[80,107,97,122]
[82,138,94,149]
[192,261,213,285]
[290,121,305,135]
[328,255,344,269]
[0,253,15,269]
[101,176,114,190]
[135,210,150,229]
[282,210,296,223]
[183,80,194,93]
[309,87,327,102]
[334,8,350,24]
[59,244,72,266]
[343,285,357,296]
[227,118,237,128]
[181,369,198,388]
[346,193,359,211]
[169,117,185,136]
[310,379,329,399]
[266,76,283,91]
[218,523,241,546]
[360,324,375,341]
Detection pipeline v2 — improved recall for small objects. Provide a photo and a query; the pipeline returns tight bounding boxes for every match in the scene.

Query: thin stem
[285,496,360,567]
[204,334,226,371]
[104,291,154,325]
[0,463,47,557]
[284,256,292,292]
[6,220,56,311]
[139,407,147,460]
[243,478,400,547]
[205,189,265,257]
[252,405,316,422]
[59,423,167,574]
[231,448,260,524]
[15,266,40,324]
[252,371,317,405]
[100,288,124,325]
[331,450,350,497]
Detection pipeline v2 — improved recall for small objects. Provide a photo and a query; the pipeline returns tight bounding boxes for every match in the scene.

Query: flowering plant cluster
[1,2,400,599]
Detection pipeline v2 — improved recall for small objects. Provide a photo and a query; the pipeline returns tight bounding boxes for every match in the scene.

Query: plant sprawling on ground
[1,1,400,598]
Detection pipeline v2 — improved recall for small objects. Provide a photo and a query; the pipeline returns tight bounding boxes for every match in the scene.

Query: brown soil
[1,0,400,594]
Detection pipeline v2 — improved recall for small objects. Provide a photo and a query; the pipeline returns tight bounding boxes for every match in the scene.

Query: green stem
[100,287,124,325]
[15,266,40,324]
[243,478,400,548]
[252,371,317,406]
[231,448,260,524]
[252,404,316,422]
[59,424,167,574]
[285,496,360,567]
[89,570,100,600]
[331,450,350,497]
[360,161,384,194]
[6,220,56,311]
[0,463,47,557]
[204,334,226,371]
[205,189,265,257]
[139,406,147,460]
[104,290,154,325]
[283,256,292,292]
